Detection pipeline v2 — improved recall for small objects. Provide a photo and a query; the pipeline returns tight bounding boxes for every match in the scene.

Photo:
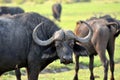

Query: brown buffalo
[74,15,120,80]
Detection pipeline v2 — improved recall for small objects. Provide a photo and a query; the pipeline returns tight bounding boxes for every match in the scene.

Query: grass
[1,63,120,80]
[2,2,120,31]
[0,1,120,80]
[39,63,120,80]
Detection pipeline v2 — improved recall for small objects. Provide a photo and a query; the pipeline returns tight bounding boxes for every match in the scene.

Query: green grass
[39,63,120,80]
[2,2,120,31]
[0,2,120,80]
[1,63,120,80]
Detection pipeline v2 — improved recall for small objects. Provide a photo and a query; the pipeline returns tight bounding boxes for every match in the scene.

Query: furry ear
[106,22,120,37]
[42,46,56,59]
[73,43,89,56]
[106,22,118,26]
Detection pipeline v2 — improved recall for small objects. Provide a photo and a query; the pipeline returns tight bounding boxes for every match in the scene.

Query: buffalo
[0,6,24,80]
[0,6,24,16]
[0,12,93,80]
[74,15,120,80]
[52,3,62,22]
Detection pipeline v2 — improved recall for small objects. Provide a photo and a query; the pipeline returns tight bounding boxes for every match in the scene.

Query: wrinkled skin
[0,12,93,80]
[74,15,120,80]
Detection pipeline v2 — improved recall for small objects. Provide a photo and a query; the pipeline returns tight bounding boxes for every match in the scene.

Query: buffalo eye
[69,42,74,48]
[55,42,62,48]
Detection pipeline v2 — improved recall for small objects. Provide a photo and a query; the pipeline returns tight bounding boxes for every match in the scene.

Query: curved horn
[32,22,55,46]
[75,21,93,43]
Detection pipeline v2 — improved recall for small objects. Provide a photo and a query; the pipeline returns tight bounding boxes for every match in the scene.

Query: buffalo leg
[94,38,109,80]
[73,55,79,80]
[15,69,21,80]
[89,55,94,80]
[26,63,40,80]
[107,41,115,80]
[97,50,109,80]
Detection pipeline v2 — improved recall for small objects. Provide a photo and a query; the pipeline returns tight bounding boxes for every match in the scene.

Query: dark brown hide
[74,16,120,80]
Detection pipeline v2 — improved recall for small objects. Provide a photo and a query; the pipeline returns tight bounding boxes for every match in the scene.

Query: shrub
[12,0,25,4]
[34,0,45,4]
[0,0,11,3]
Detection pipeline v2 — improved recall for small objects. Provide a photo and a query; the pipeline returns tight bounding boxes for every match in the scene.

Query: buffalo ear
[73,43,89,56]
[41,46,56,59]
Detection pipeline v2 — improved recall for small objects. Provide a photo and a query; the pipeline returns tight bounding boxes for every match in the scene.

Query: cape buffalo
[52,3,62,22]
[0,12,93,80]
[74,15,120,80]
[0,6,24,16]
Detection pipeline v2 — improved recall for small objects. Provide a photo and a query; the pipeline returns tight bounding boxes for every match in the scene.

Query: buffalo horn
[32,22,55,46]
[75,21,93,43]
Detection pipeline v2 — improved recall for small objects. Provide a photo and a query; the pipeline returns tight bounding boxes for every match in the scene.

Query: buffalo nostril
[62,56,72,61]
[63,56,68,60]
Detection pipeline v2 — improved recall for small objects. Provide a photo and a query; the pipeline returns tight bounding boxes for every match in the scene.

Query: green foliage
[60,0,91,3]
[0,0,11,3]
[0,0,3,3]
[79,0,91,2]
[34,0,45,4]
[12,0,25,4]
[1,0,120,4]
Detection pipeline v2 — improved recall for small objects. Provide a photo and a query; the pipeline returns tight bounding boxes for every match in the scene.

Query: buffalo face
[32,21,93,64]
[54,38,74,64]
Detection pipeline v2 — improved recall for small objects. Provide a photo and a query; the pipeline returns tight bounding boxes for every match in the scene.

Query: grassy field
[1,63,120,80]
[0,1,120,80]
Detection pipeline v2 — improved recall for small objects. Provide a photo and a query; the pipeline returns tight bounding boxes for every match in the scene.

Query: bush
[34,0,45,4]
[0,0,11,3]
[80,0,91,2]
[12,0,25,4]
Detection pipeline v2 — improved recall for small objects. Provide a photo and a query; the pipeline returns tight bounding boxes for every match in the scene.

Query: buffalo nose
[63,56,72,60]
[61,56,73,64]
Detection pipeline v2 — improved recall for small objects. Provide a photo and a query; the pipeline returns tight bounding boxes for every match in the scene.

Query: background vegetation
[1,0,120,4]
[0,0,120,80]
[0,0,91,4]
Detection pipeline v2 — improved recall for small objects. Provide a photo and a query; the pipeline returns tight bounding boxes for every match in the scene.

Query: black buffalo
[74,15,120,80]
[0,6,24,16]
[52,3,62,22]
[0,12,93,80]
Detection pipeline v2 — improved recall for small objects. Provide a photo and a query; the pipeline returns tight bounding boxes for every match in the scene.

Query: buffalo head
[101,15,120,37]
[32,21,93,64]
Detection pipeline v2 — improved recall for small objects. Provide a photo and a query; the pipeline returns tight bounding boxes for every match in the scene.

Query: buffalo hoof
[73,76,78,80]
[90,76,94,80]
[110,77,115,80]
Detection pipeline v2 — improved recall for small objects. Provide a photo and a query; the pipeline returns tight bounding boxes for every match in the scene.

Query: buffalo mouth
[60,59,73,65]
